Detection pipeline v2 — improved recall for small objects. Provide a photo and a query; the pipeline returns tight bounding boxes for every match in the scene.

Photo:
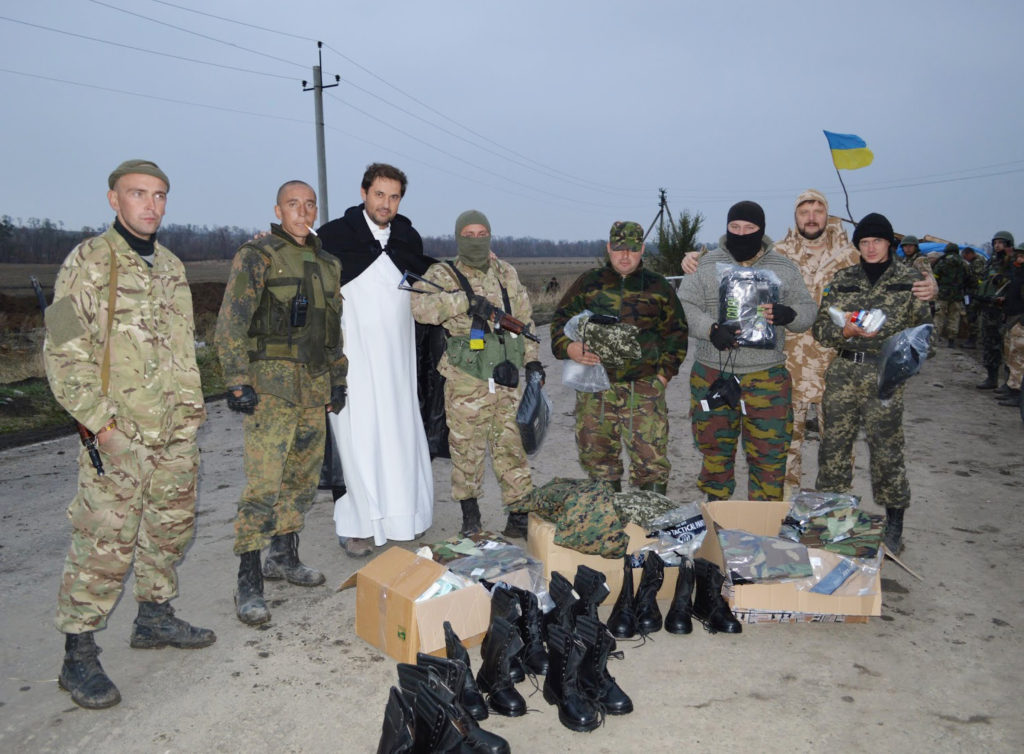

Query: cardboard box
[526,513,678,599]
[696,500,882,619]
[338,546,492,663]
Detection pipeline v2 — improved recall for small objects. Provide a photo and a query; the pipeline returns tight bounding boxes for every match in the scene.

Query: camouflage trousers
[816,358,910,509]
[690,362,792,501]
[1004,321,1024,389]
[575,376,669,488]
[933,299,965,341]
[56,430,199,634]
[979,305,1003,370]
[783,398,817,499]
[445,373,532,507]
[235,394,325,555]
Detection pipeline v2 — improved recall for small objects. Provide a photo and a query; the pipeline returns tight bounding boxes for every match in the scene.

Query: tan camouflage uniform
[411,257,537,507]
[774,213,860,498]
[44,226,206,633]
[215,225,346,555]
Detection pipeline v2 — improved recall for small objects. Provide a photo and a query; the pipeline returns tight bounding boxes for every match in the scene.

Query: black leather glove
[227,385,258,414]
[328,385,347,414]
[709,323,740,351]
[772,304,796,327]
[525,360,545,385]
[467,294,497,321]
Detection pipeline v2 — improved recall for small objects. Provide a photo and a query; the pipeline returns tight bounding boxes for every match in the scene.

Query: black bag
[516,371,551,454]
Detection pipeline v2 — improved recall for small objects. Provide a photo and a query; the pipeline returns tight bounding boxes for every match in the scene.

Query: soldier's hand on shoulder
[682,251,701,275]
[227,385,259,414]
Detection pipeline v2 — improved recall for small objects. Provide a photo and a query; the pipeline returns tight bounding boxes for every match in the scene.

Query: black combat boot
[637,481,668,495]
[502,512,529,540]
[606,555,638,640]
[543,571,580,640]
[235,550,271,625]
[129,600,216,649]
[692,558,742,634]
[883,507,906,555]
[58,632,121,709]
[976,367,999,389]
[572,565,610,624]
[664,557,695,635]
[543,623,601,732]
[443,620,488,720]
[480,585,525,683]
[998,389,1021,407]
[634,551,665,635]
[475,616,527,717]
[410,679,470,753]
[508,585,548,676]
[575,615,632,715]
[262,531,325,586]
[459,498,482,537]
[376,686,415,754]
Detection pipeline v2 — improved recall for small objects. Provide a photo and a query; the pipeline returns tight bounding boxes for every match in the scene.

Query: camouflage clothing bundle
[511,477,628,558]
[715,524,813,584]
[575,313,642,367]
[611,489,681,529]
[797,510,885,559]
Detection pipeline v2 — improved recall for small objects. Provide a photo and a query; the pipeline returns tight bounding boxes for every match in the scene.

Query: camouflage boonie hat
[579,314,642,367]
[609,221,644,251]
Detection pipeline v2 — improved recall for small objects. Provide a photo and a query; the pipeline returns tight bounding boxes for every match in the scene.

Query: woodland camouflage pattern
[611,489,681,529]
[812,258,931,509]
[44,226,205,632]
[512,478,628,558]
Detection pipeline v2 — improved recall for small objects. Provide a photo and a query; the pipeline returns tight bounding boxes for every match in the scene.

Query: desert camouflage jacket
[551,262,688,384]
[43,225,205,445]
[774,219,860,404]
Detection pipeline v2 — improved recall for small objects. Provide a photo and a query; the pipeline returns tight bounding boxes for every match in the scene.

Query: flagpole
[833,164,856,225]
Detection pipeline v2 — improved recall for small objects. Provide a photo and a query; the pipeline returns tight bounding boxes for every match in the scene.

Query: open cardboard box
[696,500,882,622]
[338,546,492,663]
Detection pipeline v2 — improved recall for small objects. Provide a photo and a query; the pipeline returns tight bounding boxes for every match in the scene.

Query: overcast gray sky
[2,0,1022,247]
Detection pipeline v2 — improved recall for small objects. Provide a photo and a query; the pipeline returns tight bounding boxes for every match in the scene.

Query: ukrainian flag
[823,130,874,170]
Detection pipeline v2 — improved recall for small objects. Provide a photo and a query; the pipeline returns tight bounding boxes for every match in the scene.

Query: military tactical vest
[246,235,341,374]
[442,261,525,380]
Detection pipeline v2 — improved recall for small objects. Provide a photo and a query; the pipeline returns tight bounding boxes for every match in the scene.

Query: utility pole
[302,42,340,222]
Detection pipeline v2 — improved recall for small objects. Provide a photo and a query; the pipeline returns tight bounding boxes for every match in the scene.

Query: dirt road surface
[1,334,1021,752]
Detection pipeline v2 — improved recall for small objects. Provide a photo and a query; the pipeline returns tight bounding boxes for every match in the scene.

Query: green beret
[108,159,170,191]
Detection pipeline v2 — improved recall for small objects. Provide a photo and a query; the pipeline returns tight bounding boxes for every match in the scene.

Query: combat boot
[58,632,121,709]
[129,601,216,649]
[976,367,999,389]
[235,550,271,625]
[443,620,488,720]
[262,531,325,586]
[508,585,548,676]
[993,382,1011,396]
[606,555,638,640]
[459,497,482,537]
[376,686,415,754]
[502,512,528,540]
[572,564,610,624]
[480,584,525,683]
[998,389,1021,407]
[634,551,665,635]
[543,571,580,640]
[664,557,695,635]
[637,480,668,495]
[883,507,906,555]
[692,558,742,634]
[475,616,527,717]
[410,680,470,753]
[575,615,632,715]
[543,623,601,732]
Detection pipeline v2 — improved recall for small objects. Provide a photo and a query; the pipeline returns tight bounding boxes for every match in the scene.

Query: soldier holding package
[551,221,688,494]
[410,210,542,539]
[215,180,347,626]
[44,159,214,710]
[813,212,931,554]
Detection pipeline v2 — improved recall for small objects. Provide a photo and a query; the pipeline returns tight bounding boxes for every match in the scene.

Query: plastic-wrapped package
[716,264,782,349]
[445,542,549,608]
[779,490,859,541]
[798,548,883,597]
[878,324,933,400]
[827,306,887,333]
[645,503,708,560]
[717,526,813,584]
[516,369,552,454]
[561,310,612,392]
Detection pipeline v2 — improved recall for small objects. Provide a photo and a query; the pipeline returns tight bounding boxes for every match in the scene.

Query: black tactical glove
[227,385,259,414]
[709,323,740,351]
[771,304,797,327]
[525,360,546,385]
[328,385,347,414]
[467,294,497,321]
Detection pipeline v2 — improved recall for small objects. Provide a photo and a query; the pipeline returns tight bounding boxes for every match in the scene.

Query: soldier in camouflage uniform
[215,181,347,625]
[679,202,816,501]
[932,242,968,347]
[813,213,931,554]
[996,243,1024,408]
[551,221,688,495]
[975,231,1014,389]
[410,210,542,539]
[43,160,214,710]
[961,247,986,348]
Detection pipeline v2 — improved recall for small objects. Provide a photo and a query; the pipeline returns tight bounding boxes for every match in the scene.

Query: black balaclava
[726,200,766,262]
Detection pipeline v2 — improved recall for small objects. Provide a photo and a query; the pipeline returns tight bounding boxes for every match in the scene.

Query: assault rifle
[30,276,105,475]
[399,270,540,343]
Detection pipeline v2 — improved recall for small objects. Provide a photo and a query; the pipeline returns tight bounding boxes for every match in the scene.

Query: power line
[149,0,314,42]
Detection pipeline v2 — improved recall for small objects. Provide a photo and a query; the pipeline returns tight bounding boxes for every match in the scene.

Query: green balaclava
[455,209,491,270]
